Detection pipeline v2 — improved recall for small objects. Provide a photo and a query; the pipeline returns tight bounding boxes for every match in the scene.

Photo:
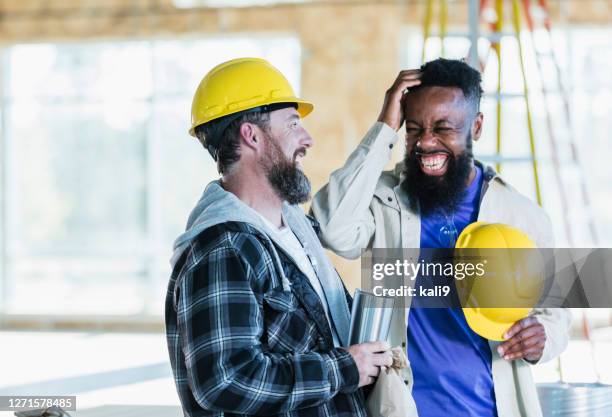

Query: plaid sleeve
[175,238,359,415]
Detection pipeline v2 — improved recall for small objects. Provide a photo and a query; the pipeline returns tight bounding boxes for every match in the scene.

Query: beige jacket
[311,122,571,417]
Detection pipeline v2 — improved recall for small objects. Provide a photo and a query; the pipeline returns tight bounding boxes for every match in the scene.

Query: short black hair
[194,111,270,175]
[415,58,483,113]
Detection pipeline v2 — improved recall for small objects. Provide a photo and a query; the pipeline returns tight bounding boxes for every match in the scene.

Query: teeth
[421,154,447,170]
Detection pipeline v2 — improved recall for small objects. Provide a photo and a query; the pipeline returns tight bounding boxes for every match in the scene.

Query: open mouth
[294,150,306,168]
[417,151,450,176]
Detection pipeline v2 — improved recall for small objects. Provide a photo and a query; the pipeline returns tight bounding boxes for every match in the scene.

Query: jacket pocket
[263,288,297,312]
[374,188,400,211]
[262,288,316,353]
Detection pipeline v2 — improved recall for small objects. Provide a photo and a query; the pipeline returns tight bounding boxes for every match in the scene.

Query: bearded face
[400,132,473,215]
[259,131,311,205]
[399,86,482,215]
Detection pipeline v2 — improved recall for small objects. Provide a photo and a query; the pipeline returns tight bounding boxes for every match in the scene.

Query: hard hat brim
[463,307,531,341]
[189,98,313,137]
[456,221,537,341]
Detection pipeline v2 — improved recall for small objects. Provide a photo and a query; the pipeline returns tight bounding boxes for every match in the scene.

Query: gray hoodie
[171,180,351,346]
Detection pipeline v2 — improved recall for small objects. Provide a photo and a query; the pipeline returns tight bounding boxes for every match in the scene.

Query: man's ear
[472,112,484,142]
[240,122,262,152]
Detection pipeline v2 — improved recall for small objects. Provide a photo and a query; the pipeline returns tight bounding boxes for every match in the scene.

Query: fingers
[393,69,422,85]
[378,70,421,131]
[499,319,544,352]
[372,351,394,367]
[358,361,381,387]
[362,340,391,353]
[523,348,547,362]
[349,341,394,387]
[500,334,545,360]
[394,69,422,83]
[504,346,544,362]
[387,72,422,99]
[360,352,392,388]
[500,327,545,355]
[500,322,542,350]
[498,318,546,361]
[366,355,388,377]
[390,71,421,88]
[367,364,381,378]
[503,316,539,340]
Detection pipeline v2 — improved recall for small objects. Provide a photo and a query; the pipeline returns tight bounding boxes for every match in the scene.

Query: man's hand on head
[377,70,421,132]
[497,316,546,363]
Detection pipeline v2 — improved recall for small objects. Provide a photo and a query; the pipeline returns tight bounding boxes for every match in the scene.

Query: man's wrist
[366,122,399,151]
[324,348,360,394]
[523,354,543,365]
[377,117,398,132]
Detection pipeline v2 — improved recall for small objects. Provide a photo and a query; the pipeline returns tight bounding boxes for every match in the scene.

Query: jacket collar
[477,160,499,183]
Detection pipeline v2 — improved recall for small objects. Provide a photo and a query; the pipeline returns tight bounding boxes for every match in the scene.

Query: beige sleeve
[310,122,398,259]
[530,308,572,363]
[530,210,571,364]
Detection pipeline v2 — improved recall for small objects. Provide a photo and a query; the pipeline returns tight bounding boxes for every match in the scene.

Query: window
[0,35,301,316]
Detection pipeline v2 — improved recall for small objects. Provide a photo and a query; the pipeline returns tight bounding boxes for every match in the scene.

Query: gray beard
[261,134,311,205]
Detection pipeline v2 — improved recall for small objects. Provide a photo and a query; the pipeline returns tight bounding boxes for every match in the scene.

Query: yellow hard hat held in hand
[455,222,545,341]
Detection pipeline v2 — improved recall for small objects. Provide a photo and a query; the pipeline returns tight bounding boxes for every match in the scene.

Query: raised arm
[311,70,421,259]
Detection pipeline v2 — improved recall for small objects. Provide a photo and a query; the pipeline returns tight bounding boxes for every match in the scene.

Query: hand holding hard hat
[455,222,547,362]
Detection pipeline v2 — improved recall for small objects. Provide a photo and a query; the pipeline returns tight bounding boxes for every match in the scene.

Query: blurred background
[0,0,610,415]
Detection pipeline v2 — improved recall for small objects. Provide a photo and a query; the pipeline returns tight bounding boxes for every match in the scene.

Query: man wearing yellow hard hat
[312,58,571,417]
[165,58,392,417]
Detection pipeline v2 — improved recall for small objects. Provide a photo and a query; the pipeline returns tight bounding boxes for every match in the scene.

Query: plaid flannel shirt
[165,221,365,417]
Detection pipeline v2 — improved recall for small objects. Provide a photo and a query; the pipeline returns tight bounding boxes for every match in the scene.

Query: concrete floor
[1,330,611,416]
[0,331,181,417]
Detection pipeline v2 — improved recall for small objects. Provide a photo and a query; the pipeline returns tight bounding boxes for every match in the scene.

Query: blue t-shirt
[407,165,498,417]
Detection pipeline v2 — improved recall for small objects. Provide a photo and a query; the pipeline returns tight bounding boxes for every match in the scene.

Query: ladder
[518,0,599,245]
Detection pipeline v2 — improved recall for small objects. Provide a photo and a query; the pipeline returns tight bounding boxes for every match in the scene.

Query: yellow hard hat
[455,222,544,341]
[189,57,313,137]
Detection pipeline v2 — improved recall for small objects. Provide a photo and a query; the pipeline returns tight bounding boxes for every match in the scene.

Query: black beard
[400,147,473,215]
[261,134,311,205]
